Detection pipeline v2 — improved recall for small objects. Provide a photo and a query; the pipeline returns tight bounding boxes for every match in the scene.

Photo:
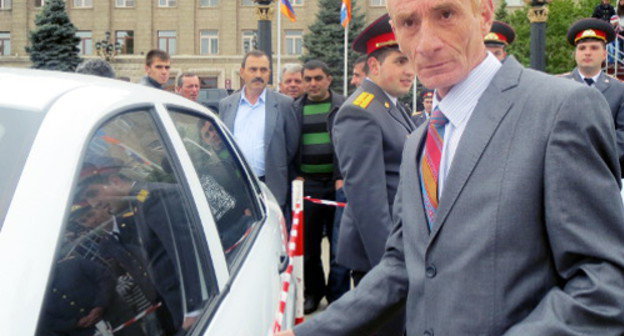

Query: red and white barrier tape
[112,302,162,333]
[304,196,346,208]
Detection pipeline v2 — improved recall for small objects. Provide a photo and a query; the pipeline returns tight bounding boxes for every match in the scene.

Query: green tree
[506,0,597,74]
[300,0,366,95]
[26,0,82,71]
[496,0,509,21]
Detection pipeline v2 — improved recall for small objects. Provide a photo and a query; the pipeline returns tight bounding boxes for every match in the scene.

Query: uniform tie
[420,106,448,230]
[584,78,594,86]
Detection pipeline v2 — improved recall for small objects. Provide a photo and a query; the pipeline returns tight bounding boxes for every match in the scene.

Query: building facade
[0,0,392,89]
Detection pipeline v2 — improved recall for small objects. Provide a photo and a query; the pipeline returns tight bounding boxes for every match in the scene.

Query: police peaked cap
[353,13,399,54]
[567,18,616,45]
[485,21,516,46]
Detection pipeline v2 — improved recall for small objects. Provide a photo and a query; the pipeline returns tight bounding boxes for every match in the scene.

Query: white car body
[0,68,295,336]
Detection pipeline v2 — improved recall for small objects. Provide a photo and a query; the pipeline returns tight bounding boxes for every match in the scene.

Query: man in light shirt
[219,50,299,211]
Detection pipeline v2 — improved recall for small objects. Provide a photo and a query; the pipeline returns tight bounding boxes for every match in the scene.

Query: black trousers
[303,178,335,303]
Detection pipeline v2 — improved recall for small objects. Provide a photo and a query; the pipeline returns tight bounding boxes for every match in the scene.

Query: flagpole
[276,0,282,87]
[343,24,349,95]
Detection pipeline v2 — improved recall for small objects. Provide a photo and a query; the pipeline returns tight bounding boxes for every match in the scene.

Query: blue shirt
[234,88,266,177]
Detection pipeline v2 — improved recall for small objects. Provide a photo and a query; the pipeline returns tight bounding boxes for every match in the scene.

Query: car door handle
[278,254,290,273]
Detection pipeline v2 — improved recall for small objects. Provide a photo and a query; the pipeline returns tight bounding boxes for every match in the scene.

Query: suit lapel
[427,58,521,245]
[595,71,611,93]
[222,92,241,130]
[264,90,278,152]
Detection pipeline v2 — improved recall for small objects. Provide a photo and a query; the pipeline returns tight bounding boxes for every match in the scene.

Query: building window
[370,0,385,6]
[158,0,175,7]
[242,30,256,54]
[241,0,253,6]
[158,30,176,55]
[0,32,10,56]
[115,0,134,7]
[76,31,93,55]
[292,0,303,5]
[200,30,219,55]
[116,30,134,54]
[285,30,303,56]
[0,0,11,9]
[73,0,92,7]
[34,0,45,7]
[200,0,218,6]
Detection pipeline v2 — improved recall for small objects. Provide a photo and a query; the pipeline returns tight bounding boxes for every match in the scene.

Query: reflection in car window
[168,110,261,269]
[36,110,216,336]
[0,109,44,229]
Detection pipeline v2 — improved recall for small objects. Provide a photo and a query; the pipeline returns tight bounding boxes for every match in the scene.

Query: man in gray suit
[563,18,624,168]
[276,0,624,335]
[219,50,299,210]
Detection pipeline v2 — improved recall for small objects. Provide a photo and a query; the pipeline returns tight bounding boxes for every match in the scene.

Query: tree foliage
[505,0,596,74]
[301,0,366,95]
[496,0,509,21]
[26,0,82,71]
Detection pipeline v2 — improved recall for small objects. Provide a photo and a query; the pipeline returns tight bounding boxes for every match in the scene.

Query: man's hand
[76,307,104,328]
[274,330,295,336]
[182,316,198,330]
[335,179,344,190]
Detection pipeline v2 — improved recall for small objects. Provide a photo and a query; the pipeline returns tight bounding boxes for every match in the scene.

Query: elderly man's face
[279,71,304,99]
[388,0,493,97]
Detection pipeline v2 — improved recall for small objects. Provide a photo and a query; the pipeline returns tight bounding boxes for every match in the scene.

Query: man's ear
[145,64,150,74]
[368,57,380,76]
[327,75,333,84]
[480,0,495,37]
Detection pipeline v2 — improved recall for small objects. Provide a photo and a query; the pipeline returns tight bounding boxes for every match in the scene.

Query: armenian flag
[340,0,352,27]
[280,0,296,22]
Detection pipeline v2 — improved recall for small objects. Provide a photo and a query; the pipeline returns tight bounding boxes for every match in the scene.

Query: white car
[0,68,295,336]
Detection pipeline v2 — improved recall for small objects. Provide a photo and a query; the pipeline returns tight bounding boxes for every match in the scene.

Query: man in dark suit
[219,50,299,211]
[563,18,624,168]
[277,0,624,335]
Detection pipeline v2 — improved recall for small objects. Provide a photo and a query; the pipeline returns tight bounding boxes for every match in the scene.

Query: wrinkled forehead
[387,0,481,18]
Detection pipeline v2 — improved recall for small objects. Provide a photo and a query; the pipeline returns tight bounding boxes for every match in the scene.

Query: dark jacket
[293,90,346,181]
[140,76,163,89]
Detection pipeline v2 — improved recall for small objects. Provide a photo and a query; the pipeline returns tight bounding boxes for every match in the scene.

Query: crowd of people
[68,0,624,333]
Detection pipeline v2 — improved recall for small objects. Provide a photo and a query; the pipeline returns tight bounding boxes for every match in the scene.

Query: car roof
[0,67,214,115]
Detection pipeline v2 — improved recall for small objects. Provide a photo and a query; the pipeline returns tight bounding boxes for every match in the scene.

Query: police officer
[330,13,415,336]
[563,18,624,167]
[484,20,516,62]
[411,90,433,127]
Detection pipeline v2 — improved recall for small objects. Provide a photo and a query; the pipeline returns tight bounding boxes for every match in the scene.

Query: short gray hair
[280,63,303,82]
[176,72,199,89]
[75,59,116,78]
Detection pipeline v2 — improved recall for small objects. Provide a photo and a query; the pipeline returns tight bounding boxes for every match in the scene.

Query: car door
[34,107,223,336]
[160,106,294,335]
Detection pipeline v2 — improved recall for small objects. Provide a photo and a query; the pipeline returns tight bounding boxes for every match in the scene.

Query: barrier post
[291,180,305,325]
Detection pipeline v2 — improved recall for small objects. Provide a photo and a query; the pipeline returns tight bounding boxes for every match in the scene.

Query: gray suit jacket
[218,89,299,207]
[296,57,624,335]
[332,79,415,272]
[564,69,624,165]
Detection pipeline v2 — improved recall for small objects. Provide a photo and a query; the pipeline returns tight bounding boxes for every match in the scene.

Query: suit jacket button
[426,264,437,278]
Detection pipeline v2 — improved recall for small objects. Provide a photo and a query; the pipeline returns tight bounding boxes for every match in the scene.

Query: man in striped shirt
[293,60,348,314]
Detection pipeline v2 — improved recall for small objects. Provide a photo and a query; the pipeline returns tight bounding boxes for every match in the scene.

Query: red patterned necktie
[420,106,448,229]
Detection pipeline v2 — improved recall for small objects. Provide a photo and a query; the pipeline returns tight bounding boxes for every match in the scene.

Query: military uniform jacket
[295,56,624,336]
[332,79,415,272]
[564,69,624,166]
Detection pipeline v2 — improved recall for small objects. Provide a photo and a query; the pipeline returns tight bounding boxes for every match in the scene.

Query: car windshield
[0,108,44,229]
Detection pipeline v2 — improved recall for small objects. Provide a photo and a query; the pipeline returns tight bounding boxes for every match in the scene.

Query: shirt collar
[433,52,502,128]
[240,87,267,106]
[578,71,600,84]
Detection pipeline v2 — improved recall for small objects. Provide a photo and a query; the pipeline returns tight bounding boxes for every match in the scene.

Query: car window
[0,108,44,229]
[168,110,263,270]
[36,110,217,336]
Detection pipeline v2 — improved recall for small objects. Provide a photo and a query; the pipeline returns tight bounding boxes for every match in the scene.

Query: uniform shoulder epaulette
[122,211,134,218]
[136,189,149,203]
[353,92,375,109]
[606,73,621,81]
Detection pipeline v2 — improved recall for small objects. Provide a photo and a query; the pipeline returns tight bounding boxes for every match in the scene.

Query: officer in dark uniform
[330,13,415,336]
[484,20,516,62]
[563,18,624,168]
[38,255,114,336]
[411,90,433,127]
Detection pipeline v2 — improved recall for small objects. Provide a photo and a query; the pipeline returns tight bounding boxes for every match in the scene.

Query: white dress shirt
[578,71,600,87]
[234,88,266,177]
[434,52,502,197]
